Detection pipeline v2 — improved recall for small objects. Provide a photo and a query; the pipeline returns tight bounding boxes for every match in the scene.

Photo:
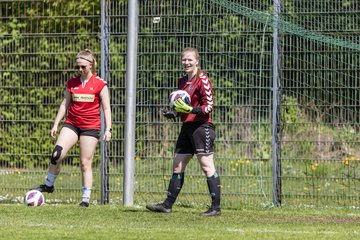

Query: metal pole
[272,0,282,206]
[100,0,110,204]
[124,0,139,206]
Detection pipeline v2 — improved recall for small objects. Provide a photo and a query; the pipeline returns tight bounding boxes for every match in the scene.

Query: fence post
[272,0,282,206]
[124,0,139,206]
[100,0,111,204]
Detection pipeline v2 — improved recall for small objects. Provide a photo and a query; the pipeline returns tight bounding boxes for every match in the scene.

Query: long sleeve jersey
[177,70,214,123]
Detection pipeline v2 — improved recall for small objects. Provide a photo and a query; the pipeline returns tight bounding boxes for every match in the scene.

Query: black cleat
[146,203,171,213]
[79,202,89,208]
[32,184,54,193]
[201,207,221,217]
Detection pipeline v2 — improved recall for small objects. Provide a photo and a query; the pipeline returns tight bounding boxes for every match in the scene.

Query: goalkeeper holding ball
[146,47,221,216]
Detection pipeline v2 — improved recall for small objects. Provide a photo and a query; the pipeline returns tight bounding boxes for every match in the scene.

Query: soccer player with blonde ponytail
[32,49,112,207]
[146,47,221,216]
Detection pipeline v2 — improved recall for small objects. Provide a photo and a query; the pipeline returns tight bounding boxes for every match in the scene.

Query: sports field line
[226,228,360,235]
[7,223,166,232]
[15,224,360,236]
[11,223,135,230]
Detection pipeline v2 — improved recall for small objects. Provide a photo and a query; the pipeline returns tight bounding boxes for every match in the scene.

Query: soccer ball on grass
[24,190,45,206]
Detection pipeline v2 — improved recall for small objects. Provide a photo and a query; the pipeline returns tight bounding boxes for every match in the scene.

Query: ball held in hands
[173,98,193,113]
[169,90,191,108]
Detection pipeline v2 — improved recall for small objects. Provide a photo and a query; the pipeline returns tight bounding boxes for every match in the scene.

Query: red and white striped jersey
[178,70,214,123]
[65,74,107,129]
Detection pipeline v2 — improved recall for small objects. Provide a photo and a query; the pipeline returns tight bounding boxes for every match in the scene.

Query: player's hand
[161,108,176,119]
[50,126,58,138]
[173,98,193,113]
[103,130,112,142]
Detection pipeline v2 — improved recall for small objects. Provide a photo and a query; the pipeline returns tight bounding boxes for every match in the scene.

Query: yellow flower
[311,164,318,171]
[342,155,360,165]
[342,159,349,165]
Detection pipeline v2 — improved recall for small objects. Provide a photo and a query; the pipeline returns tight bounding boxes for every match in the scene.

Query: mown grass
[0,204,359,240]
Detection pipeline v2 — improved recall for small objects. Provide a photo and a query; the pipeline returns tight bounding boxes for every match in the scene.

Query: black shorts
[64,123,100,139]
[175,122,215,155]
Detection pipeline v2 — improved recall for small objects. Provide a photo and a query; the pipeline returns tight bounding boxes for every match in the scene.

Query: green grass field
[0,204,359,240]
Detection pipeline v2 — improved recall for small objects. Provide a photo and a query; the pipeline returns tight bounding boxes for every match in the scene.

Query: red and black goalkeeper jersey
[178,70,214,123]
[65,74,107,129]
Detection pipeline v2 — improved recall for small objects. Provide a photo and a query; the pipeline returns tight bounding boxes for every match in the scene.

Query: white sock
[82,187,92,203]
[45,171,58,187]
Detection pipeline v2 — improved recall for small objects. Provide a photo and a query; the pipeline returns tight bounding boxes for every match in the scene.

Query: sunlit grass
[0,204,359,240]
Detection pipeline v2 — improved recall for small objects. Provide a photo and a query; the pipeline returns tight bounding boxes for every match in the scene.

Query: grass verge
[0,204,359,240]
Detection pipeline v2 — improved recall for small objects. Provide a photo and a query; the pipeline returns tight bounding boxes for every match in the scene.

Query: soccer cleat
[200,207,221,217]
[146,203,171,213]
[32,184,54,193]
[79,202,90,208]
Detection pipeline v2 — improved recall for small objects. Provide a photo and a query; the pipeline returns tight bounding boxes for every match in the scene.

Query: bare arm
[100,85,112,142]
[50,89,71,138]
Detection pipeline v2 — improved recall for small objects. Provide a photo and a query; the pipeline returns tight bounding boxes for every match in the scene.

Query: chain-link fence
[1,0,359,207]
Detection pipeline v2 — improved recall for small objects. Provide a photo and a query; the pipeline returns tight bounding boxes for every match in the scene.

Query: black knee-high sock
[206,172,221,209]
[163,173,184,208]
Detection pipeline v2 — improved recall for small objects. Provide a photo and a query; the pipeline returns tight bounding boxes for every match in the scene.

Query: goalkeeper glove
[161,108,176,119]
[173,98,193,113]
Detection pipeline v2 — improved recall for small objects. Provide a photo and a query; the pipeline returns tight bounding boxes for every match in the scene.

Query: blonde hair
[181,47,200,67]
[76,49,97,74]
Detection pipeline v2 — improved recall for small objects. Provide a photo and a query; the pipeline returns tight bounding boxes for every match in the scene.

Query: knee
[201,165,216,177]
[50,145,63,165]
[202,169,214,177]
[80,159,92,172]
[173,163,189,173]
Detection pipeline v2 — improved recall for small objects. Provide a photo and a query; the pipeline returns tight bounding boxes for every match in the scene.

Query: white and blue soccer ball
[24,190,45,206]
[169,90,191,108]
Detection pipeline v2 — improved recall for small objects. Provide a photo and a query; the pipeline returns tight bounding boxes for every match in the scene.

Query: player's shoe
[79,202,90,208]
[32,184,54,193]
[146,203,171,213]
[201,207,221,217]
